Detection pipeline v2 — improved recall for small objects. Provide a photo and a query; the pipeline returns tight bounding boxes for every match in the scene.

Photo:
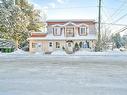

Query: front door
[66,41,74,53]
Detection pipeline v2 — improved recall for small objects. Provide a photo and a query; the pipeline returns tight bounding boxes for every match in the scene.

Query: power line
[113,12,127,23]
[109,0,126,19]
[112,15,127,34]
[101,0,127,35]
[102,8,112,23]
[103,0,127,23]
[99,22,127,26]
[117,26,127,33]
[116,0,127,3]
[112,26,127,35]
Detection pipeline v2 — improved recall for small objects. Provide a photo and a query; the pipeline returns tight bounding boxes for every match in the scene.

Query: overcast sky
[28,0,127,33]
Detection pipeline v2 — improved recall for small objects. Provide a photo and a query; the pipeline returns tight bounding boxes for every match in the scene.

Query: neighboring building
[28,19,97,54]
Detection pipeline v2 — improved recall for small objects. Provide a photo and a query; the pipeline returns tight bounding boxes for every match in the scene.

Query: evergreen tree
[111,33,123,48]
[0,0,29,49]
[122,36,127,47]
[0,0,44,49]
[15,0,44,32]
[79,42,83,48]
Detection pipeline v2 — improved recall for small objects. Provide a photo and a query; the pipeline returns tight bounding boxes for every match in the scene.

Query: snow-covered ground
[0,54,127,95]
[51,50,68,55]
[1,49,127,56]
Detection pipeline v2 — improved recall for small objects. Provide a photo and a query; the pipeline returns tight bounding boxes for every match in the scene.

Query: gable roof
[46,19,96,26]
[47,19,95,22]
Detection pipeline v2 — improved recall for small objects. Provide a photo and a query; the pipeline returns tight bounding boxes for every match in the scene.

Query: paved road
[0,55,127,95]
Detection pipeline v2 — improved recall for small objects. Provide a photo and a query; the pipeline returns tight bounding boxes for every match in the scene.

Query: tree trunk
[16,40,19,50]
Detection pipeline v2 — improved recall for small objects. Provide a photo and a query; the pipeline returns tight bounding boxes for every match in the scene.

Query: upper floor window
[79,27,88,36]
[53,27,62,36]
[66,27,74,37]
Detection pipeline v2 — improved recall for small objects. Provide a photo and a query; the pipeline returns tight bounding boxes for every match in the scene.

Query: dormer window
[53,27,62,36]
[79,27,88,36]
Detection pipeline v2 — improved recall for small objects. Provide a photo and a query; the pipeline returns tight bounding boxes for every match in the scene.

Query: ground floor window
[32,43,36,48]
[49,42,53,47]
[32,43,42,48]
[36,43,42,48]
[56,42,60,48]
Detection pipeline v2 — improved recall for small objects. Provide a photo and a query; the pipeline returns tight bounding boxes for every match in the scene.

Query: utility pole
[96,0,101,51]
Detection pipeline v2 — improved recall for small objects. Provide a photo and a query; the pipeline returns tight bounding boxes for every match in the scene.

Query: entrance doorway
[66,40,74,53]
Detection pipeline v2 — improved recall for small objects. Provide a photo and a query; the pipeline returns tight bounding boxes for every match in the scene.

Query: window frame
[32,43,36,48]
[49,42,53,47]
[53,27,62,36]
[66,27,74,37]
[79,26,88,36]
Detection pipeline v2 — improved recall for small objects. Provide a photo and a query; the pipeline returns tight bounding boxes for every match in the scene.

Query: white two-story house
[28,19,97,53]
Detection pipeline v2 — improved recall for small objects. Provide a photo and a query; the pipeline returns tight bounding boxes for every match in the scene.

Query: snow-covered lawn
[0,55,127,95]
[51,50,68,55]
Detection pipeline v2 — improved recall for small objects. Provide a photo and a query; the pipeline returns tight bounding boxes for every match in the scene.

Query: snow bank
[0,49,29,57]
[1,49,127,57]
[74,50,90,55]
[11,49,29,54]
[74,49,127,56]
[51,50,68,56]
[34,51,44,55]
[111,49,121,52]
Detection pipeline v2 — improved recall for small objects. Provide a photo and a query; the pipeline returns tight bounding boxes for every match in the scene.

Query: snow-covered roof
[28,34,97,41]
[31,32,46,34]
[47,19,96,22]
[50,22,91,27]
[51,21,78,27]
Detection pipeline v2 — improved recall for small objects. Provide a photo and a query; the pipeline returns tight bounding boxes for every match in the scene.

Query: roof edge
[46,19,96,22]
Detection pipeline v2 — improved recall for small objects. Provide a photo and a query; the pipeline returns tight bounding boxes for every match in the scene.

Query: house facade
[28,19,97,53]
